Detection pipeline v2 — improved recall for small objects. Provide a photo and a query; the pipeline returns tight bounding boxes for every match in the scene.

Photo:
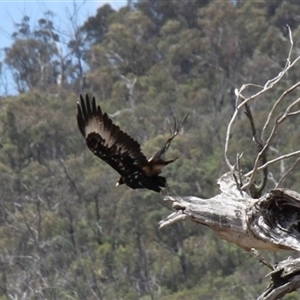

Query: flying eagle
[77,94,188,193]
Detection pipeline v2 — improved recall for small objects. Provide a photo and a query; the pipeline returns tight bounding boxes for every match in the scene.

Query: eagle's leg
[160,182,170,195]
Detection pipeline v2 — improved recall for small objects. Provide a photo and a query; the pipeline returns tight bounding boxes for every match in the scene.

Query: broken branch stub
[248,189,300,251]
[258,257,300,300]
[160,173,300,252]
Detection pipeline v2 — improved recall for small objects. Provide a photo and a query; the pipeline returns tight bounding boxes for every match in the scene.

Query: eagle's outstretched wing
[149,114,189,162]
[139,114,188,177]
[77,94,148,176]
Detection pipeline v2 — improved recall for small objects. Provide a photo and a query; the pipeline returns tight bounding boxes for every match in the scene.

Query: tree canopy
[0,0,300,298]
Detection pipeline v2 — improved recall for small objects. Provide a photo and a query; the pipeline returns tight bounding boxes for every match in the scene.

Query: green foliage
[0,0,299,299]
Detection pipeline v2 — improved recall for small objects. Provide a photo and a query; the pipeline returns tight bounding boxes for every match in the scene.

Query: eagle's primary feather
[77,94,187,192]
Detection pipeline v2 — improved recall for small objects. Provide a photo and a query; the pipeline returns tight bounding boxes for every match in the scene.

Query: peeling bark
[258,257,300,300]
[160,173,300,252]
[159,173,300,298]
[158,29,300,299]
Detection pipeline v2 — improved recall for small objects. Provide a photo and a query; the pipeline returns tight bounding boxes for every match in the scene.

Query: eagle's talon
[160,183,170,195]
[160,188,168,195]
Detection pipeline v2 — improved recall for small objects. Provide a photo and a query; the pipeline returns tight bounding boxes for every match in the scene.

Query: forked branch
[244,103,267,198]
[243,92,300,190]
[224,25,300,192]
[160,27,300,300]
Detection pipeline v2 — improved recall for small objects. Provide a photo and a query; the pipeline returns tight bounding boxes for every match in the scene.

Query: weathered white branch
[246,84,300,170]
[244,150,300,178]
[258,257,300,300]
[160,173,300,252]
[276,157,300,188]
[224,25,300,173]
[161,27,300,300]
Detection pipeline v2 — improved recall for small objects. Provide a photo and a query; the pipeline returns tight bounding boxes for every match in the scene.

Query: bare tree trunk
[161,173,300,252]
[159,27,300,299]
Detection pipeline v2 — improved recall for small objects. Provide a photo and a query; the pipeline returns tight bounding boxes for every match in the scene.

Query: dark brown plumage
[77,94,188,192]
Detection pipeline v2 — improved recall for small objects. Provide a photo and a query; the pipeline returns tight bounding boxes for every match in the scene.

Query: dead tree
[159,26,300,299]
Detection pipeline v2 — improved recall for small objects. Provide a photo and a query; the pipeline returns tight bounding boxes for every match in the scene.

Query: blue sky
[0,1,127,49]
[0,1,127,95]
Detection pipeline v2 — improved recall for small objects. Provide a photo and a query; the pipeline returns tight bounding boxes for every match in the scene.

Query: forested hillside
[0,0,300,299]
